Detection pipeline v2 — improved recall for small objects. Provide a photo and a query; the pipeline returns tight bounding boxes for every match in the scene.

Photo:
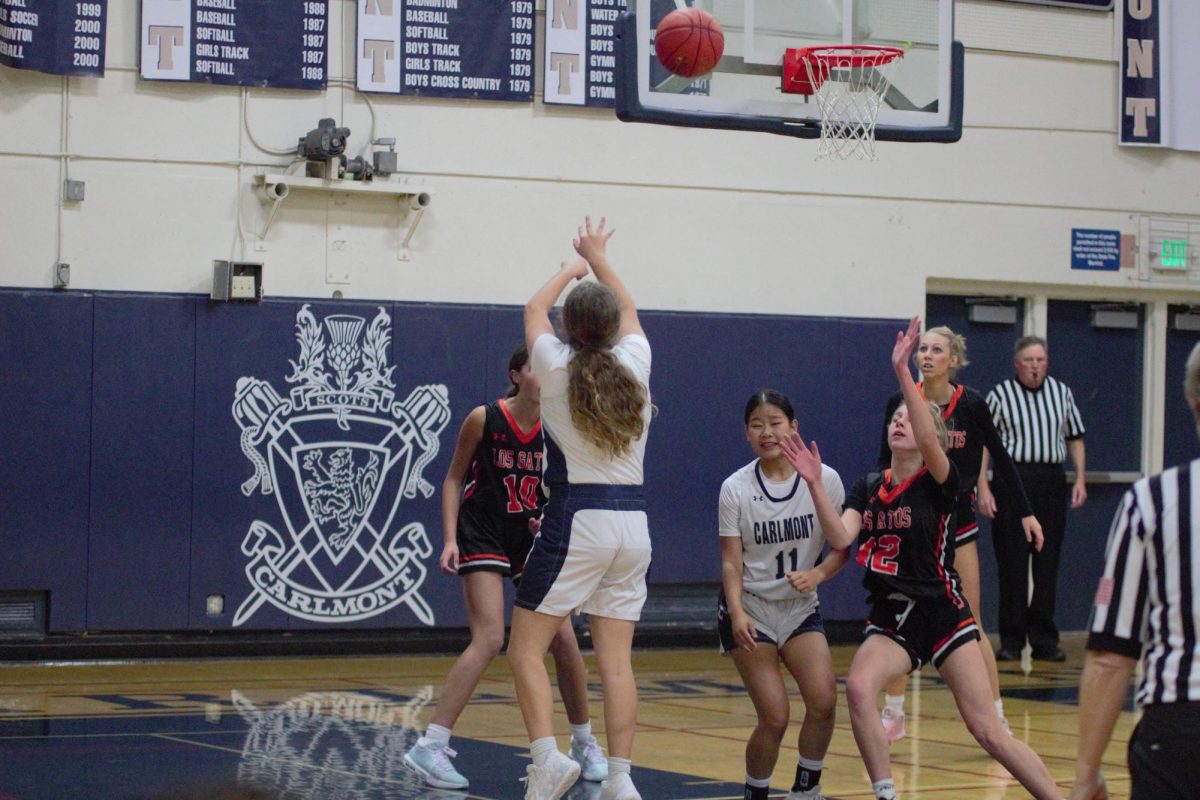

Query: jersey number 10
[502,474,541,514]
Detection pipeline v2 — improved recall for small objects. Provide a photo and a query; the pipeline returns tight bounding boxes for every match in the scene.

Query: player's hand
[528,516,542,535]
[561,257,588,281]
[573,215,615,264]
[1072,481,1088,509]
[778,432,822,483]
[892,316,922,379]
[976,486,997,519]
[730,609,758,652]
[787,569,822,594]
[1068,772,1108,800]
[1022,515,1044,552]
[439,543,460,575]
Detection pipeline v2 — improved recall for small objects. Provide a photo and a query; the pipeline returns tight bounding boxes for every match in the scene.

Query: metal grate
[0,592,47,637]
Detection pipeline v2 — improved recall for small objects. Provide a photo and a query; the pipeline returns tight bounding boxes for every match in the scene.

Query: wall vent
[0,592,48,638]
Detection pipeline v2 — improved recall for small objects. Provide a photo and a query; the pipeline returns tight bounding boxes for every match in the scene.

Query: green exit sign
[1161,239,1188,269]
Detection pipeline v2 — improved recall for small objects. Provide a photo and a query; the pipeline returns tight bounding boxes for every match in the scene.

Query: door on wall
[1046,299,1144,633]
[1166,305,1200,468]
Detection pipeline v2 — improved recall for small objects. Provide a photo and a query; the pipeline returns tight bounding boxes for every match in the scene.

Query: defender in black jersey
[872,326,1043,742]
[782,318,1062,800]
[404,346,606,791]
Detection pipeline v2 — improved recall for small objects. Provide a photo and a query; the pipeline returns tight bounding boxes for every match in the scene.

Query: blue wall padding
[0,291,94,630]
[0,288,1127,635]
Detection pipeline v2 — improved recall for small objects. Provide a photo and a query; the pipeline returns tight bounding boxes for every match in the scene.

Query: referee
[1070,342,1200,800]
[985,335,1087,661]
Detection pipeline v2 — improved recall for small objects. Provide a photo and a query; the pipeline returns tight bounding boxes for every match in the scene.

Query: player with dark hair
[780,317,1063,800]
[873,325,1042,742]
[719,389,850,800]
[404,344,606,791]
[508,216,653,800]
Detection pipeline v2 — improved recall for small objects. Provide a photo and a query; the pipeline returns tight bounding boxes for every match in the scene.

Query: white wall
[1,0,1199,316]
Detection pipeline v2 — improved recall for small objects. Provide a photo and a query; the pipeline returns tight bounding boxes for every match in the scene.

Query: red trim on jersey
[499,398,542,445]
[933,616,977,653]
[935,512,956,602]
[917,382,964,420]
[877,467,929,504]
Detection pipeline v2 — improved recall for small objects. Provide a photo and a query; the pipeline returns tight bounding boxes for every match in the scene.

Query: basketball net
[800,46,904,161]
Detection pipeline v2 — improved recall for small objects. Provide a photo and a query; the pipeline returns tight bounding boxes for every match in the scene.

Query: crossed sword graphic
[233,381,448,626]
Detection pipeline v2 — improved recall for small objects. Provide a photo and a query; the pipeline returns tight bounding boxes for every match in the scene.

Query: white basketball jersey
[719,460,845,601]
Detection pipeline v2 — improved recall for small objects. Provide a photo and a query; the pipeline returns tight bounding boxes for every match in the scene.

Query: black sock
[744,784,770,800]
[793,765,822,792]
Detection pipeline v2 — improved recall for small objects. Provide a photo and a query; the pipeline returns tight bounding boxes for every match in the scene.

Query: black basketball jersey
[876,383,1032,517]
[461,399,546,521]
[846,462,964,602]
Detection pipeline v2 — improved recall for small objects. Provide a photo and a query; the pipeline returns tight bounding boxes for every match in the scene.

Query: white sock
[530,736,558,766]
[570,721,593,745]
[994,698,1005,718]
[608,756,632,776]
[884,694,905,714]
[872,777,898,800]
[423,723,451,746]
[744,774,770,788]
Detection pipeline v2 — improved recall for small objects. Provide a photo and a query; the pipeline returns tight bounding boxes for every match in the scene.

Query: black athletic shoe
[1032,647,1066,662]
[994,648,1020,662]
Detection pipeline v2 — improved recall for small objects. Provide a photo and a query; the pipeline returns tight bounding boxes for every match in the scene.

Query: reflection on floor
[0,634,1133,799]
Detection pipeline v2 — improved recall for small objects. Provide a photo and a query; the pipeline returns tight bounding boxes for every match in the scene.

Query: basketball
[653,7,724,79]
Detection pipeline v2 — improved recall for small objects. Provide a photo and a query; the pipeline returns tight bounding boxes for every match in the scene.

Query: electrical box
[212,260,263,302]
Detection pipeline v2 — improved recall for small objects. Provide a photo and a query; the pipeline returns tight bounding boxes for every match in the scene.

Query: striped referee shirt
[986,375,1086,465]
[1087,459,1200,707]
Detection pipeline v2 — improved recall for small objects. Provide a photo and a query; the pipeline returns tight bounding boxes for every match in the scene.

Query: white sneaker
[785,788,824,800]
[404,738,470,790]
[522,750,581,800]
[881,706,906,744]
[570,735,609,782]
[598,772,642,800]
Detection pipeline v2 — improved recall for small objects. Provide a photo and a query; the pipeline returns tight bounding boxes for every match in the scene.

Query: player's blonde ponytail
[563,282,647,458]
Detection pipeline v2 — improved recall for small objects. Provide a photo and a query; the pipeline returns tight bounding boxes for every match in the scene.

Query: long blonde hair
[563,282,647,458]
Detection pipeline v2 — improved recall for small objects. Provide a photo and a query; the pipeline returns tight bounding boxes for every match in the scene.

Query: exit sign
[1161,239,1188,269]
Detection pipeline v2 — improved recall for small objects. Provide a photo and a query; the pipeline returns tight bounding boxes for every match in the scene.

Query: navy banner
[1120,0,1161,146]
[542,0,626,107]
[356,0,535,102]
[140,0,328,90]
[0,0,107,77]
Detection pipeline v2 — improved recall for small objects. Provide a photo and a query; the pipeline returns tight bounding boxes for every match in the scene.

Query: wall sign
[0,0,107,77]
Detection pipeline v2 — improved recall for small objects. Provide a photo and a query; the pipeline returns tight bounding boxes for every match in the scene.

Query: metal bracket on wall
[253,174,433,260]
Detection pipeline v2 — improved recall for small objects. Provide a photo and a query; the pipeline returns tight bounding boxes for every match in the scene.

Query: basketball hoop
[784,45,905,161]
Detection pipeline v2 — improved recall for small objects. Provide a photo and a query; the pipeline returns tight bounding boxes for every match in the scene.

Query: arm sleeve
[718,475,742,538]
[975,396,1034,517]
[876,393,902,469]
[1086,485,1148,659]
[615,333,652,382]
[530,333,566,379]
[1063,385,1087,439]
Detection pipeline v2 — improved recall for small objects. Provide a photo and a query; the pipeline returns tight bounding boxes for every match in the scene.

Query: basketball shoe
[570,735,609,781]
[404,738,470,790]
[522,749,581,800]
[598,772,642,800]
[880,706,906,744]
[785,788,824,800]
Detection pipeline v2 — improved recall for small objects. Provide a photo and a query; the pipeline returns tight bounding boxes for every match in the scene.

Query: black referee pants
[1129,703,1200,800]
[992,463,1068,653]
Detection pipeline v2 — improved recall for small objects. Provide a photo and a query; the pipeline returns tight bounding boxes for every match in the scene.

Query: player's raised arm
[893,317,950,484]
[573,216,644,339]
[524,257,588,350]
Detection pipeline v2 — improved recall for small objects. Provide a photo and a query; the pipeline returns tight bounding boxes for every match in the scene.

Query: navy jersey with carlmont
[719,460,845,601]
[846,462,963,602]
[462,399,546,521]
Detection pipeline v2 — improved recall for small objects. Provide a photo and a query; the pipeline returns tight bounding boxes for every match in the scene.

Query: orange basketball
[653,7,724,79]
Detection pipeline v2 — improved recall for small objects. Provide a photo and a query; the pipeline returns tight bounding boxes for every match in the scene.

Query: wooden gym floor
[0,632,1132,799]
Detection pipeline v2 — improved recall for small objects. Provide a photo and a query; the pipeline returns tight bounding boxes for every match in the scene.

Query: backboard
[617,0,962,143]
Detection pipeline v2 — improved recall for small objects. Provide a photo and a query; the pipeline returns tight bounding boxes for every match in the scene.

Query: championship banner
[356,0,534,102]
[0,0,107,77]
[542,0,627,107]
[140,0,328,90]
[1121,0,1200,150]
